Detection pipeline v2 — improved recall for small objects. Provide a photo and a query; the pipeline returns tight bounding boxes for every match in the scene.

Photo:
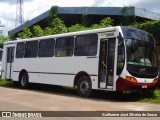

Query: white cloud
[24,0,95,20]
[0,3,16,35]
[133,0,160,12]
[0,0,160,36]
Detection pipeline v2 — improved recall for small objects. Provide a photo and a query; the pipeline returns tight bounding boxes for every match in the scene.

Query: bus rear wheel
[19,72,29,88]
[77,76,92,97]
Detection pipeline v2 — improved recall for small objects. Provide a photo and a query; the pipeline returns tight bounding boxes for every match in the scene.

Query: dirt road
[0,84,160,119]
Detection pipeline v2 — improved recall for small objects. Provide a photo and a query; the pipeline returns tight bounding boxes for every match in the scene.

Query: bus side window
[55,37,73,57]
[74,34,98,56]
[16,42,25,58]
[24,41,38,58]
[38,39,55,57]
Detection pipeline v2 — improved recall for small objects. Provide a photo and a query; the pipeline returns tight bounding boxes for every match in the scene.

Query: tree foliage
[48,6,58,25]
[68,17,113,32]
[131,20,160,42]
[32,25,44,37]
[43,27,53,36]
[50,17,68,34]
[121,6,136,25]
[91,17,113,29]
[0,34,10,48]
[131,20,160,36]
[68,24,87,32]
[82,14,93,27]
[18,27,32,39]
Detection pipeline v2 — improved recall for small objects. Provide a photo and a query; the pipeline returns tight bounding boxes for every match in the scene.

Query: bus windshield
[121,27,158,78]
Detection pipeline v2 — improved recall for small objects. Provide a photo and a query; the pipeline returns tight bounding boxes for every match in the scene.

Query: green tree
[68,17,113,32]
[90,17,113,29]
[131,20,160,42]
[43,27,53,36]
[18,27,32,39]
[48,6,58,25]
[0,34,9,48]
[32,25,44,37]
[68,24,87,32]
[50,17,68,34]
[121,6,136,25]
[82,14,93,27]
[99,17,113,27]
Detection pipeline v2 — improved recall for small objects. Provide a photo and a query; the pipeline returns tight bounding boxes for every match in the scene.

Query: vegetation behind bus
[0,34,10,48]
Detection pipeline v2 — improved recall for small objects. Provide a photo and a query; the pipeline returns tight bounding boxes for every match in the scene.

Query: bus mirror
[117,35,124,46]
[117,35,123,41]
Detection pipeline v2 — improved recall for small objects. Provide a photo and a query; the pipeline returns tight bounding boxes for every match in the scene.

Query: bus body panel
[12,56,99,88]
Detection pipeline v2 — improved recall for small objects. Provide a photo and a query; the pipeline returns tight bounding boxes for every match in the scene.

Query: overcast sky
[0,0,160,36]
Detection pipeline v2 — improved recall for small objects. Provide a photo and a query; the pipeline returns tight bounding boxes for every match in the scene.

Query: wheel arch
[19,69,28,81]
[74,71,91,87]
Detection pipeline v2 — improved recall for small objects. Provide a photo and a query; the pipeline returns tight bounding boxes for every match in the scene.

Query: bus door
[99,38,116,89]
[6,47,15,79]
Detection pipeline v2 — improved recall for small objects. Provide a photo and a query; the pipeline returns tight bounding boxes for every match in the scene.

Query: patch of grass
[139,90,160,103]
[92,90,160,104]
[0,79,13,87]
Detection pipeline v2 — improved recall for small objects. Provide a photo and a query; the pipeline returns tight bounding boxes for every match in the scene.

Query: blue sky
[0,0,160,36]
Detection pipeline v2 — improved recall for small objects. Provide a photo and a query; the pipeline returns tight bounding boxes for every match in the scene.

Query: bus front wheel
[77,76,92,97]
[19,72,29,88]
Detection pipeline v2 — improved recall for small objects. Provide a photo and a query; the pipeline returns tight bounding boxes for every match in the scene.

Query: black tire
[77,76,92,97]
[19,72,29,88]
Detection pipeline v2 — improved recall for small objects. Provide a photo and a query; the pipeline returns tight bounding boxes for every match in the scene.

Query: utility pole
[15,0,24,27]
[0,20,4,35]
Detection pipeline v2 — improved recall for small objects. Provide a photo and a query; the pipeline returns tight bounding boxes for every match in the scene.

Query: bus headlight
[152,78,158,83]
[125,76,138,83]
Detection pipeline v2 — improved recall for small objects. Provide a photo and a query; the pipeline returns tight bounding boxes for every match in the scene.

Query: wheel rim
[21,76,27,87]
[80,80,90,94]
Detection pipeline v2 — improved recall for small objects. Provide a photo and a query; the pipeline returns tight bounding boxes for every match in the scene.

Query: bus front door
[99,38,116,89]
[6,47,15,79]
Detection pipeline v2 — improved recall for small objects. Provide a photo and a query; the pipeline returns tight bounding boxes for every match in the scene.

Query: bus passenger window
[24,41,38,58]
[55,37,73,57]
[74,34,98,56]
[16,42,25,58]
[38,39,55,57]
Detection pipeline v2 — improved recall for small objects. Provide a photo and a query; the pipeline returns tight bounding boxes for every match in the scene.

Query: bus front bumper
[116,77,158,91]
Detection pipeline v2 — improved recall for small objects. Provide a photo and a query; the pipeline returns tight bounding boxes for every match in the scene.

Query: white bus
[1,26,159,97]
[0,48,3,76]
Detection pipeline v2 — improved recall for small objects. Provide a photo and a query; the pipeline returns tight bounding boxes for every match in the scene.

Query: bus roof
[4,26,118,45]
[4,26,153,45]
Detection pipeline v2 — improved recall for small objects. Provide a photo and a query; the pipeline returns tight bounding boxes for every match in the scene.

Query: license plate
[142,85,148,88]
